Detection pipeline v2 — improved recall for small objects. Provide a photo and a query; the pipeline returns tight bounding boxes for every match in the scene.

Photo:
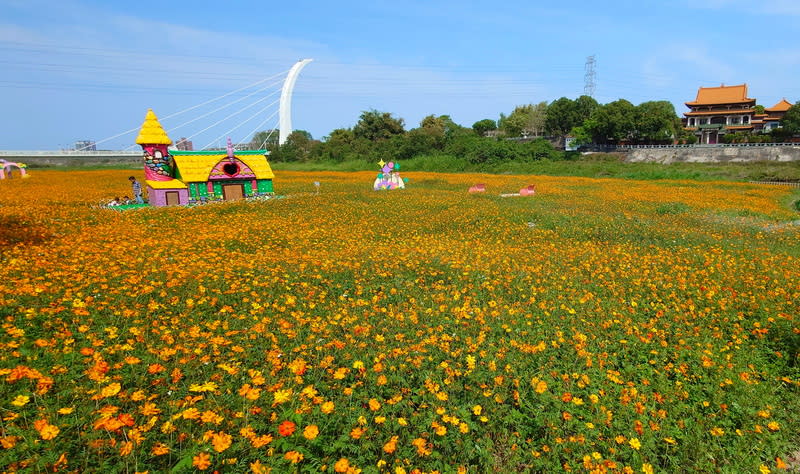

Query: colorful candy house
[135,109,274,206]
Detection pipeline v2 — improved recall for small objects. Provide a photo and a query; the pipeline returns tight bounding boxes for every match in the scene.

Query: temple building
[752,99,793,132]
[683,84,793,143]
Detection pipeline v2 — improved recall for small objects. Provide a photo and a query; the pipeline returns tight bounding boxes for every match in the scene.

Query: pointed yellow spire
[135,108,172,145]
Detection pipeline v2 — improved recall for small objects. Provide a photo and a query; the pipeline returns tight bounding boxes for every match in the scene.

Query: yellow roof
[145,179,187,189]
[686,84,754,106]
[135,109,173,145]
[172,154,274,182]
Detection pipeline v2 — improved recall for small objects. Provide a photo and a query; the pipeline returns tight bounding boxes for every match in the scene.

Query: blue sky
[1,0,798,150]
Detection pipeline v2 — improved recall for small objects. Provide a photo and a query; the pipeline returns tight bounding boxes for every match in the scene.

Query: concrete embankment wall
[3,154,140,167]
[625,146,800,164]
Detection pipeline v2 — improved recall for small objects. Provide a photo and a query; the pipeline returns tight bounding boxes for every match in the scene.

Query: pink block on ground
[519,185,536,196]
[468,183,486,193]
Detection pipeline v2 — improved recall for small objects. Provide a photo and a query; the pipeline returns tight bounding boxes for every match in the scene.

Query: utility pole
[584,55,596,98]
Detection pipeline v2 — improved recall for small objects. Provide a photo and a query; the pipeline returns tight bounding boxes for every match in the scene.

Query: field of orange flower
[0,169,798,473]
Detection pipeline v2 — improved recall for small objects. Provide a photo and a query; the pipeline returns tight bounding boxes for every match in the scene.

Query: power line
[200,97,281,150]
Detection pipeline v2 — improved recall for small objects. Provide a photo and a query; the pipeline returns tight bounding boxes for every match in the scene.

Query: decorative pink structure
[0,159,28,179]
[500,184,537,198]
[468,183,486,193]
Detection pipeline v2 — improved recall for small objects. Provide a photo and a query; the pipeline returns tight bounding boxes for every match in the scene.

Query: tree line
[249,97,800,164]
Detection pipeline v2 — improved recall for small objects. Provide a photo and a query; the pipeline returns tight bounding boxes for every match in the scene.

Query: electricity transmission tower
[584,55,596,98]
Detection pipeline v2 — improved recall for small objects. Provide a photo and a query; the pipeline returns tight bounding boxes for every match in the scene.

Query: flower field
[0,169,798,473]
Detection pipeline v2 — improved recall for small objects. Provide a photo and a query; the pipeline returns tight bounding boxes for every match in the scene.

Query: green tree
[545,96,598,138]
[499,102,548,137]
[634,101,678,143]
[585,99,636,144]
[270,130,315,162]
[498,107,528,137]
[574,95,600,123]
[779,101,800,134]
[353,109,405,141]
[472,119,497,137]
[249,130,280,150]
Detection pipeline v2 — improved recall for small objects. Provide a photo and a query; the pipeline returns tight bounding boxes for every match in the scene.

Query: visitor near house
[130,176,143,204]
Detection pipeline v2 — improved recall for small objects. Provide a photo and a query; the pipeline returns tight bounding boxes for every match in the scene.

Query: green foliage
[269,130,317,162]
[779,101,800,134]
[249,130,280,150]
[353,109,406,141]
[472,119,497,137]
[545,95,599,139]
[656,202,690,215]
[634,101,679,143]
[498,102,548,138]
[586,99,636,144]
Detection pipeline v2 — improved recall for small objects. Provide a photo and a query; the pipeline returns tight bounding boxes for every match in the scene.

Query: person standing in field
[129,176,143,204]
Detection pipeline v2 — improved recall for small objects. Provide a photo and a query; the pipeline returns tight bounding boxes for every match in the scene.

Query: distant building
[176,137,194,151]
[683,84,793,144]
[75,140,97,151]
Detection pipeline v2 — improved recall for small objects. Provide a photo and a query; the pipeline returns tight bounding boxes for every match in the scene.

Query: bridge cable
[199,96,281,150]
[239,109,280,150]
[77,68,291,151]
[163,78,283,136]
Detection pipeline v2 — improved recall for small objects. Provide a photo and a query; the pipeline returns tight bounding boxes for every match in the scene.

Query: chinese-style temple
[683,84,793,144]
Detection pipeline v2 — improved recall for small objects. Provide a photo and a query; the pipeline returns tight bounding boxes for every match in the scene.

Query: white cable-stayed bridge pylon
[165,58,312,151]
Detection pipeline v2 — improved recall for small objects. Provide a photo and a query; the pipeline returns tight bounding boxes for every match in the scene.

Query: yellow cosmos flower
[188,382,218,393]
[39,424,60,440]
[11,395,30,407]
[99,383,121,398]
[273,389,292,405]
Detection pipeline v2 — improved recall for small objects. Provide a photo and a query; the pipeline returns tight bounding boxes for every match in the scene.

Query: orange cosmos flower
[192,452,211,470]
[151,443,170,456]
[383,436,399,454]
[350,426,366,439]
[284,450,304,464]
[119,441,133,456]
[303,424,319,440]
[211,431,232,452]
[278,420,296,436]
[334,458,351,472]
[250,460,270,474]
